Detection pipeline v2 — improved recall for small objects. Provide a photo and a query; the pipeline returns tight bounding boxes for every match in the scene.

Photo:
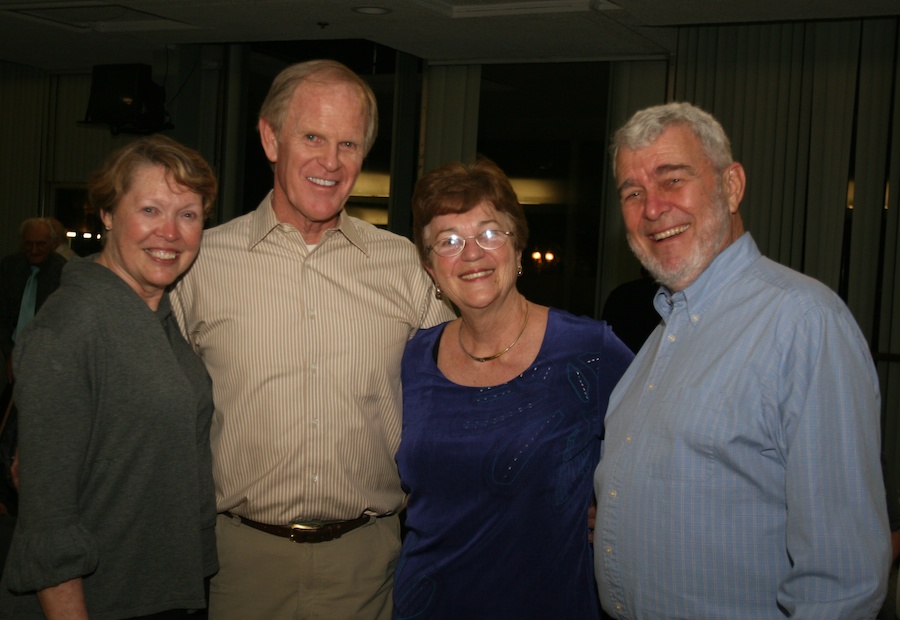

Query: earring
[517,265,523,277]
[434,284,443,300]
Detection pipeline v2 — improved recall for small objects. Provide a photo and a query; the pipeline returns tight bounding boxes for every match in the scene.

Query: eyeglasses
[429,229,514,257]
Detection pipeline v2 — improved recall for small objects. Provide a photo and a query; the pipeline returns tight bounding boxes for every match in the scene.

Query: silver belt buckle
[290,519,328,531]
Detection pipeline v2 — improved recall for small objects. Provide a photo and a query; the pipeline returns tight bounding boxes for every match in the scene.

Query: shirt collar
[654,232,760,321]
[333,211,370,256]
[246,191,370,256]
[247,191,281,250]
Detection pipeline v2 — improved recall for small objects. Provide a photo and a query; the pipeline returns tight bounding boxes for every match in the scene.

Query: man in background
[1,217,65,383]
[600,267,659,354]
[172,60,453,619]
[594,102,888,619]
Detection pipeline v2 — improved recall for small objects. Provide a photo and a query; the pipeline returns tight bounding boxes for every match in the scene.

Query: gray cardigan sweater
[1,258,217,619]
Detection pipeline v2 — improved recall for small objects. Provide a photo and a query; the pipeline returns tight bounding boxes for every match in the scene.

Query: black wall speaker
[82,64,172,135]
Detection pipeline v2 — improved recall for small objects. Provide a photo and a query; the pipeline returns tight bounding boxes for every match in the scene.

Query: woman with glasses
[392,158,633,619]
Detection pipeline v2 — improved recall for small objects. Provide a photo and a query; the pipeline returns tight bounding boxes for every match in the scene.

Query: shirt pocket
[647,387,732,483]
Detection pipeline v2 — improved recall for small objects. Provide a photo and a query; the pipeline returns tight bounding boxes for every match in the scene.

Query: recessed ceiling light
[353,6,392,15]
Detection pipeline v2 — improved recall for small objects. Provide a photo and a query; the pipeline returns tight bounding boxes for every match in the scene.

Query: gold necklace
[458,301,530,363]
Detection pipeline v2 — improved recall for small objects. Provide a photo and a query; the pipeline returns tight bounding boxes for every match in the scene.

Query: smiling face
[259,79,367,243]
[424,201,522,314]
[98,164,204,310]
[616,124,745,292]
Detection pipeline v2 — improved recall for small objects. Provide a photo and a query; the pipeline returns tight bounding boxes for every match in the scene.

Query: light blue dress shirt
[595,233,889,619]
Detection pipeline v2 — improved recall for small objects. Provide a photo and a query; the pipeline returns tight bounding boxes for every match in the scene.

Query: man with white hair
[1,217,66,382]
[594,102,889,619]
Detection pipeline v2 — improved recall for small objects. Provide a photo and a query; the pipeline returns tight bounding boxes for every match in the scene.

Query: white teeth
[652,225,689,241]
[147,249,177,260]
[461,270,492,280]
[308,177,337,187]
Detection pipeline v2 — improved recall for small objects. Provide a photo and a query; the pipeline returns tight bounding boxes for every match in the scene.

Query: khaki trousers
[208,513,400,620]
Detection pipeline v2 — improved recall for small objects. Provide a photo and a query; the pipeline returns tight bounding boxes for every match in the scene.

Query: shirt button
[311,363,318,374]
[605,546,613,554]
[625,435,632,443]
[667,334,676,343]
[615,603,623,611]
[691,314,699,323]
[312,474,319,483]
[312,417,319,426]
[609,490,617,498]
[647,384,654,392]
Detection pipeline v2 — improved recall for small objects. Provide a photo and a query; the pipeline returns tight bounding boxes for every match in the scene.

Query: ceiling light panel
[414,0,592,18]
[9,4,195,32]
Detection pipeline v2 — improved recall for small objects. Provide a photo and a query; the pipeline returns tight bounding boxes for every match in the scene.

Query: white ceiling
[1,0,899,72]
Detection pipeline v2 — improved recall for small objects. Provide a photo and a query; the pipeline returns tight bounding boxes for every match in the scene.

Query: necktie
[13,265,40,343]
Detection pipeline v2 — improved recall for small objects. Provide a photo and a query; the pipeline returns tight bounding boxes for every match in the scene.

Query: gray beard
[627,193,731,292]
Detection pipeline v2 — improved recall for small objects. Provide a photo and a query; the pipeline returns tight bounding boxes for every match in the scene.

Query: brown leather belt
[224,512,370,543]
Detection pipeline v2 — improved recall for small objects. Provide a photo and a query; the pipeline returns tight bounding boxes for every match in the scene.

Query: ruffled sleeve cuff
[4,522,99,593]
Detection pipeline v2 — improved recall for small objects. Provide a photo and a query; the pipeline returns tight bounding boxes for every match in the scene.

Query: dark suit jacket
[600,275,661,355]
[0,251,66,359]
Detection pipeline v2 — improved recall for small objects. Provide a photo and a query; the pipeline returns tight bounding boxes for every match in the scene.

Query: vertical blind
[618,17,900,480]
[0,62,47,256]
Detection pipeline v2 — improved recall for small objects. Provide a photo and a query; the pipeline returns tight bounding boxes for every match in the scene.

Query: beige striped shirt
[171,193,454,524]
